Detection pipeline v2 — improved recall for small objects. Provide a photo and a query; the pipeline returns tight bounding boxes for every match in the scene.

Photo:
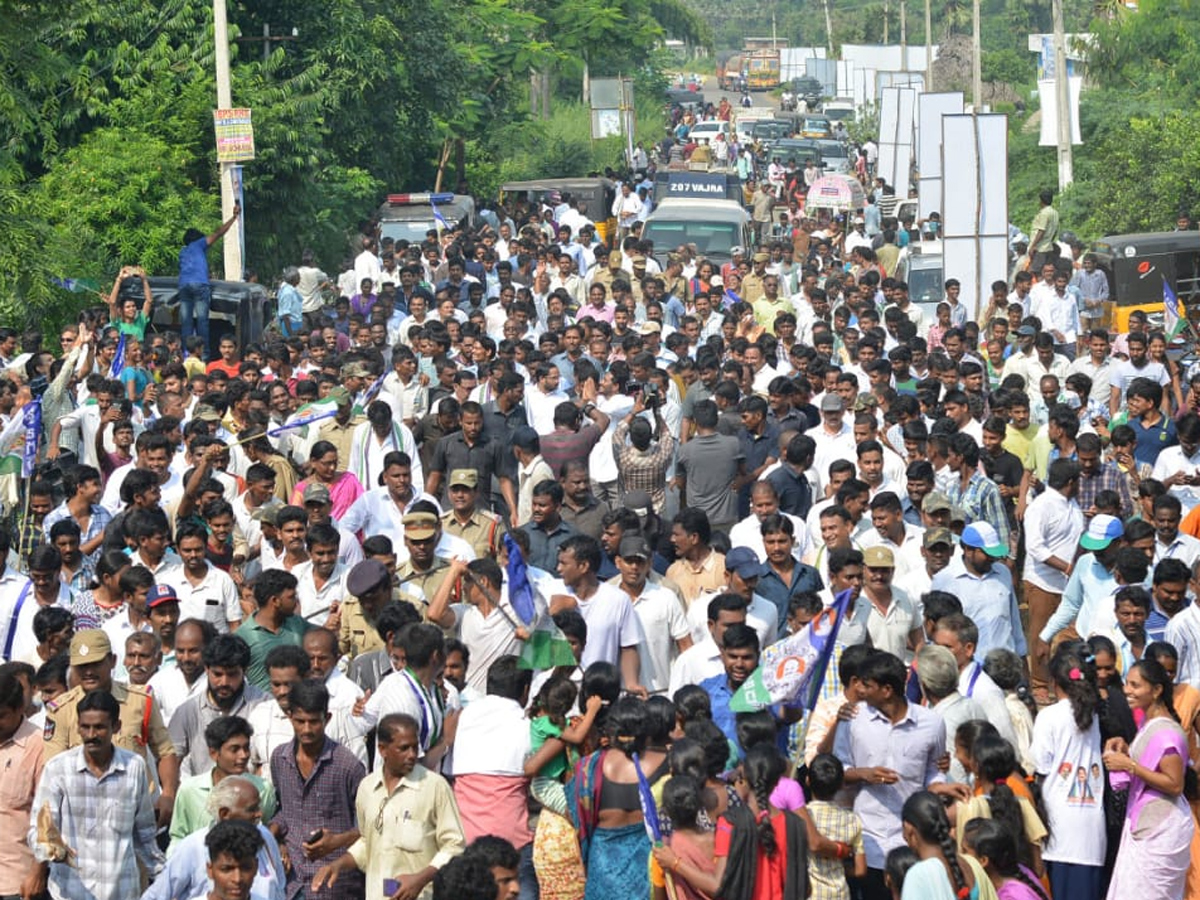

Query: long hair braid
[934,817,968,898]
[749,769,778,857]
[742,744,785,858]
[1011,865,1051,900]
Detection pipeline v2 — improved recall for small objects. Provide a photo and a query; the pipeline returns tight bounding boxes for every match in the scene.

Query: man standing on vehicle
[612,183,643,243]
[179,203,240,361]
[1029,189,1060,271]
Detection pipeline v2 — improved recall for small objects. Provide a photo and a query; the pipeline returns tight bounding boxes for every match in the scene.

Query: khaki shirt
[339,597,385,660]
[741,271,766,304]
[397,559,454,610]
[440,508,504,560]
[347,765,465,900]
[43,681,174,788]
[317,417,362,469]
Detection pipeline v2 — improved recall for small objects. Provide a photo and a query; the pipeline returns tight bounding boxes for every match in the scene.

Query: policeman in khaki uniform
[589,249,623,294]
[396,511,456,604]
[44,629,180,819]
[338,559,395,660]
[740,251,770,303]
[440,469,504,559]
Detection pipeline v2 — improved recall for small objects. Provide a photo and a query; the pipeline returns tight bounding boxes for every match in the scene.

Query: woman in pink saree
[290,440,363,519]
[1103,657,1196,900]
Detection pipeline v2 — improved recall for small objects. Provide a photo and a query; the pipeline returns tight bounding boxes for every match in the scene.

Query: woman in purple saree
[1102,657,1195,900]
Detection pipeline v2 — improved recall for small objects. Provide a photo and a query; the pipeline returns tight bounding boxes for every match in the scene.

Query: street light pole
[213,0,242,281]
[1051,0,1074,188]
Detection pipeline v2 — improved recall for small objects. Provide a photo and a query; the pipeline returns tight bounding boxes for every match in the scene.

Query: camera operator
[612,386,676,515]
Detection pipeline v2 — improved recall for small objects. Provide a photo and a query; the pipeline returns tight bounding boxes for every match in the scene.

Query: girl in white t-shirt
[1029,643,1107,900]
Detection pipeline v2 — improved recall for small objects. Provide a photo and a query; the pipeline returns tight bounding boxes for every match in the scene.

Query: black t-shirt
[982,448,1024,527]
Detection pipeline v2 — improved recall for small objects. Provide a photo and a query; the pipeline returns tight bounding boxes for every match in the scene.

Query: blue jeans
[178,282,211,358]
[519,841,539,900]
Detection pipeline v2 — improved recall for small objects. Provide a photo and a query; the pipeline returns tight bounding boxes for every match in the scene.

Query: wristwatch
[582,403,597,416]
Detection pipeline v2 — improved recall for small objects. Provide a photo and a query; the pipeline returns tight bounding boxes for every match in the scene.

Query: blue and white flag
[21,398,41,478]
[430,198,450,232]
[1164,277,1187,341]
[109,333,126,378]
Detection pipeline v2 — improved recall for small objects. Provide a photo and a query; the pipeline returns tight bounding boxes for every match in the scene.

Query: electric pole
[971,0,982,110]
[884,0,890,44]
[900,0,907,67]
[1051,0,1073,187]
[925,0,933,88]
[213,0,242,281]
[822,0,834,55]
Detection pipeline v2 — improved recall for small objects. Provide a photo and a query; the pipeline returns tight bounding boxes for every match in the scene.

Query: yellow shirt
[347,765,465,900]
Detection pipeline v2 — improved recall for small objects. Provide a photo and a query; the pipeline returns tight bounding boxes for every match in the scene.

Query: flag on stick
[1164,277,1188,341]
[730,588,855,712]
[109,333,126,378]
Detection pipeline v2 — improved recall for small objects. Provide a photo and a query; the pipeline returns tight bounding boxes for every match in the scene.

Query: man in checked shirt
[612,392,676,513]
[30,689,164,900]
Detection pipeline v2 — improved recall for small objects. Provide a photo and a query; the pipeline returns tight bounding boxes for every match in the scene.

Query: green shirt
[236,614,311,690]
[167,772,277,853]
[110,311,149,340]
[1030,205,1060,252]
[530,715,568,779]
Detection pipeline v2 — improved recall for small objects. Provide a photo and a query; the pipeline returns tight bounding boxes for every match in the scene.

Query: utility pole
[822,0,834,54]
[772,9,777,49]
[1051,0,1074,187]
[213,0,241,281]
[971,0,982,110]
[925,0,933,88]
[900,0,907,67]
[884,0,890,44]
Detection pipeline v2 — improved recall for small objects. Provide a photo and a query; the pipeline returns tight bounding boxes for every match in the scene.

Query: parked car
[116,277,275,351]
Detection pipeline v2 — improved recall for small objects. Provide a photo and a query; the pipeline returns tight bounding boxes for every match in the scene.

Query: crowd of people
[0,169,1199,900]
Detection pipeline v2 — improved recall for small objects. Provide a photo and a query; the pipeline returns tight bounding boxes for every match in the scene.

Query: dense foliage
[0,0,709,330]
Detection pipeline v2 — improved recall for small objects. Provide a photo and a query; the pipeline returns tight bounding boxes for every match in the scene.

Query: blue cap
[1080,514,1123,552]
[724,546,763,578]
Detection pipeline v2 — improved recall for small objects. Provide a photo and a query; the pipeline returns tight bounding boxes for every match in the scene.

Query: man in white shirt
[669,592,751,694]
[303,627,364,712]
[159,523,242,634]
[353,236,383,289]
[1151,413,1200,515]
[1023,458,1085,697]
[524,363,569,436]
[613,536,692,696]
[858,492,924,581]
[425,557,523,695]
[1151,493,1200,569]
[932,613,1019,748]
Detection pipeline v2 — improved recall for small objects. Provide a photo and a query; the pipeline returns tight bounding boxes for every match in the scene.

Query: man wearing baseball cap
[932,522,1025,659]
[686,547,779,650]
[1035,513,1126,660]
[612,535,693,696]
[845,546,922,661]
[894,527,956,608]
[43,629,179,823]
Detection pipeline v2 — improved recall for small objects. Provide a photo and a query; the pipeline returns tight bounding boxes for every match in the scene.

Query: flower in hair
[1068,667,1082,681]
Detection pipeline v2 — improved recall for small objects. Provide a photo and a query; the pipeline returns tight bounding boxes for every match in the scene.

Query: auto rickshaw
[1090,231,1200,332]
[499,178,619,246]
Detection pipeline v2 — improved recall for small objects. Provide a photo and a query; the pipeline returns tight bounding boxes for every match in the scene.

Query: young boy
[806,754,866,900]
[204,819,265,900]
